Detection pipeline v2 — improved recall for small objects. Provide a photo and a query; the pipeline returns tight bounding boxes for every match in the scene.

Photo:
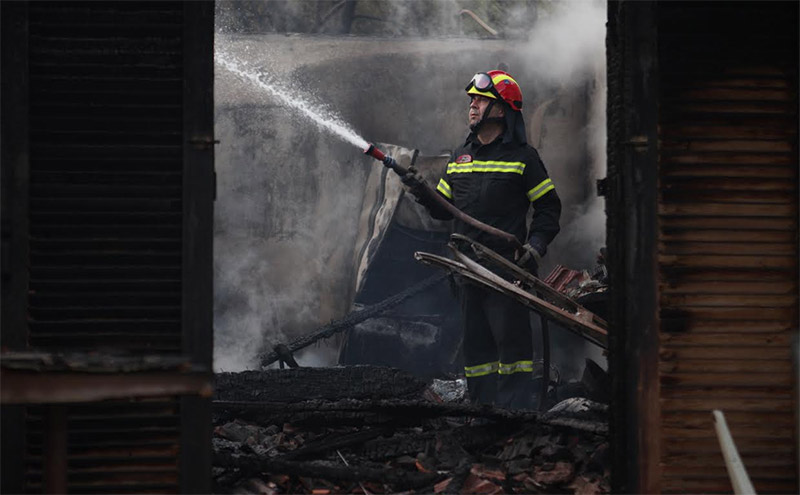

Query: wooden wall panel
[656,2,798,493]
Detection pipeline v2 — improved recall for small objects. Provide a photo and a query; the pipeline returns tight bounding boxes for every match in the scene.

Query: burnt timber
[212,366,610,494]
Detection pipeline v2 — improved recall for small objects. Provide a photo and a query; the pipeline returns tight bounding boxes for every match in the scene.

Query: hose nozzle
[364,143,402,174]
[364,143,386,162]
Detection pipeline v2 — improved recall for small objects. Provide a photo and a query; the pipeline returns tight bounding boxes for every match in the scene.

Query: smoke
[521,1,607,86]
[520,0,607,273]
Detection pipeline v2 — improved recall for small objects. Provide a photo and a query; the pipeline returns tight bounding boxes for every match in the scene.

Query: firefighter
[404,70,561,409]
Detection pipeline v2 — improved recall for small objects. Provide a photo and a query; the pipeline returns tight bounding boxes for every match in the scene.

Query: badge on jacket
[456,154,473,164]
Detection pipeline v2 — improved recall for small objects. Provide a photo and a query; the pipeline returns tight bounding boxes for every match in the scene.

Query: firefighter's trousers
[460,281,540,410]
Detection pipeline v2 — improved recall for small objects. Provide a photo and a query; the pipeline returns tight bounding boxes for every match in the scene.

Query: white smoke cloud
[522,1,607,85]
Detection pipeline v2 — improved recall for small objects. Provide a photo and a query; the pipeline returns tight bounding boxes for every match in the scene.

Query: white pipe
[712,409,757,495]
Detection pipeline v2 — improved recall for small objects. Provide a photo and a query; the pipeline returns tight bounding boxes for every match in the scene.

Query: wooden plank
[660,215,796,230]
[667,101,796,115]
[658,202,796,217]
[663,477,797,494]
[660,114,797,129]
[661,190,795,205]
[660,372,794,388]
[663,436,796,454]
[659,254,797,269]
[660,346,793,361]
[660,293,797,308]
[659,306,797,321]
[660,280,797,295]
[666,321,795,334]
[660,268,795,282]
[660,164,796,179]
[661,139,794,152]
[662,423,790,439]
[660,241,797,255]
[659,359,793,374]
[662,87,795,101]
[660,332,793,346]
[663,77,791,89]
[662,480,731,495]
[661,192,795,206]
[661,152,795,166]
[660,65,796,78]
[661,464,797,478]
[660,124,797,140]
[660,177,797,193]
[662,410,797,429]
[661,76,791,88]
[660,229,796,242]
[661,385,794,402]
[661,397,795,413]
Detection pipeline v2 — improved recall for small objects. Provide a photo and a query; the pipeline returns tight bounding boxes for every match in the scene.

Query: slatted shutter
[656,2,798,493]
[27,2,185,352]
[2,2,213,493]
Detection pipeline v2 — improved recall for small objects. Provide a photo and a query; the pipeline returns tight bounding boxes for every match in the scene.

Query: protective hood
[502,110,527,145]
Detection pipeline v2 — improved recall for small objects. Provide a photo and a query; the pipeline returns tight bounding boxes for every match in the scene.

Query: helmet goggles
[465,72,500,99]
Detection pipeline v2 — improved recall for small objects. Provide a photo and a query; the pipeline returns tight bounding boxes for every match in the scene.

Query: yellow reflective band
[437,178,453,199]
[491,73,517,86]
[527,178,554,202]
[464,361,499,378]
[446,160,526,175]
[498,360,535,375]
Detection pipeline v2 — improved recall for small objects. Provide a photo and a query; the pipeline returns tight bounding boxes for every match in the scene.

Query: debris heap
[212,366,610,494]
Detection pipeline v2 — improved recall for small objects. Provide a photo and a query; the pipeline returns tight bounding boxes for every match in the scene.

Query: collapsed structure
[212,367,610,494]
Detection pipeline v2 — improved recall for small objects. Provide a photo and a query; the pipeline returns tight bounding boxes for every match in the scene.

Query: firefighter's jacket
[430,134,561,258]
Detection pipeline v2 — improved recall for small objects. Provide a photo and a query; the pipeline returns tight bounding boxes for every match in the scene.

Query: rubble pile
[212,366,610,494]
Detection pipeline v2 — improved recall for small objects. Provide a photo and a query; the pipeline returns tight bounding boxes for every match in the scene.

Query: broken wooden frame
[414,236,608,349]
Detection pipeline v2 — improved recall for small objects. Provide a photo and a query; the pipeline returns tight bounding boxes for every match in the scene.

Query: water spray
[216,53,519,248]
[363,143,521,248]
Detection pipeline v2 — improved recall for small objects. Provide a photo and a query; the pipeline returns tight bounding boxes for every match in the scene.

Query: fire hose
[363,144,522,249]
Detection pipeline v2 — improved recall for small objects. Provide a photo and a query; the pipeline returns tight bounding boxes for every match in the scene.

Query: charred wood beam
[215,367,428,403]
[213,398,538,427]
[214,450,444,490]
[259,273,447,368]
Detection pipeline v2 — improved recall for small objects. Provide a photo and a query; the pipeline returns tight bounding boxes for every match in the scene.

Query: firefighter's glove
[400,167,428,200]
[516,238,546,274]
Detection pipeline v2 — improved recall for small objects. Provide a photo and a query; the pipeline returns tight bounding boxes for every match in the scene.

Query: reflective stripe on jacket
[435,134,561,255]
